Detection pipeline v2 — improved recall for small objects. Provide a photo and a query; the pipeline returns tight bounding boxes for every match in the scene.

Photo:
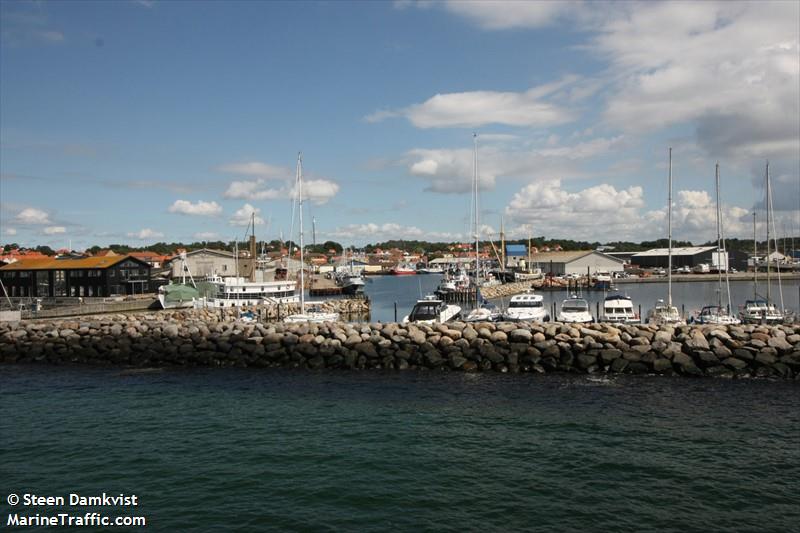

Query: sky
[1,0,798,250]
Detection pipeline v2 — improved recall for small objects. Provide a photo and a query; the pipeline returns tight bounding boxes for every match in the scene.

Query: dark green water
[2,366,799,532]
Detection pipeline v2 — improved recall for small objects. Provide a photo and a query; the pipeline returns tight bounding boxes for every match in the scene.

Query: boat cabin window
[409,303,441,321]
[509,299,542,308]
[562,300,588,312]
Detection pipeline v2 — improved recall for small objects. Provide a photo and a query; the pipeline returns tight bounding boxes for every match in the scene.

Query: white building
[530,251,626,276]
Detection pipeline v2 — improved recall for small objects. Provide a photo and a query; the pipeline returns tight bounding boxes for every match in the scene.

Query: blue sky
[1,0,798,249]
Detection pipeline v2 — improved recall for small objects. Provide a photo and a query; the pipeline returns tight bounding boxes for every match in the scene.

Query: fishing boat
[390,264,416,275]
[402,294,461,324]
[602,294,638,324]
[437,269,470,293]
[283,153,339,323]
[336,272,365,295]
[557,295,593,324]
[503,289,549,322]
[648,148,685,326]
[695,163,739,325]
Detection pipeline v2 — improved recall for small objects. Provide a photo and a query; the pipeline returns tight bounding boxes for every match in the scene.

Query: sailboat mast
[766,161,771,305]
[473,132,479,301]
[753,212,757,300]
[297,152,305,310]
[667,147,673,307]
[716,162,722,309]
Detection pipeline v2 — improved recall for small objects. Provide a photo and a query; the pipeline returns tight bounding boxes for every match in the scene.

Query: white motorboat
[437,269,470,293]
[503,289,549,322]
[464,289,501,322]
[602,294,638,324]
[402,294,461,324]
[283,153,340,323]
[418,266,444,274]
[557,295,593,324]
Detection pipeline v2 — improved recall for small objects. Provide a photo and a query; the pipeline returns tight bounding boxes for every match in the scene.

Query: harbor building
[529,251,626,276]
[0,255,152,298]
[631,247,748,271]
[168,248,240,278]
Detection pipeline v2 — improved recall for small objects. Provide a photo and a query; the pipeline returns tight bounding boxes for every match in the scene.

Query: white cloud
[219,159,340,205]
[43,226,66,235]
[13,207,52,225]
[366,77,579,129]
[327,222,427,241]
[442,0,581,30]
[193,232,220,241]
[405,135,621,193]
[127,228,165,240]
[4,228,18,236]
[168,199,222,216]
[229,204,265,227]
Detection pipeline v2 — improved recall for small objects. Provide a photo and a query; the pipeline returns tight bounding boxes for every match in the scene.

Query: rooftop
[0,255,145,271]
[632,247,716,257]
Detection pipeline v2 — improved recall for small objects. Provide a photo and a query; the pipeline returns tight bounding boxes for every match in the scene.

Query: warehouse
[529,251,625,276]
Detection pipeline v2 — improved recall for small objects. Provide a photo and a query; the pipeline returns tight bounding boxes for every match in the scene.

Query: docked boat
[602,294,638,324]
[739,299,784,324]
[647,299,684,326]
[437,269,470,293]
[695,305,740,325]
[503,289,549,322]
[464,289,501,322]
[195,275,298,308]
[282,153,340,323]
[402,294,461,324]
[390,264,417,275]
[158,280,217,309]
[557,295,594,324]
[336,272,365,295]
[418,266,444,274]
[648,147,684,326]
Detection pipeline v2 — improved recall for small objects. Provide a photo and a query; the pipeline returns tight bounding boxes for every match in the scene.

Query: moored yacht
[739,299,784,324]
[503,289,549,322]
[695,305,740,325]
[390,264,416,275]
[647,299,684,326]
[558,295,593,324]
[402,294,461,324]
[602,294,638,324]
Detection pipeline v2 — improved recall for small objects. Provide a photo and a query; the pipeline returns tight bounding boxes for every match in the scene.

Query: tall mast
[667,147,673,307]
[296,152,305,311]
[766,161,770,305]
[473,132,479,301]
[715,162,722,310]
[753,212,757,300]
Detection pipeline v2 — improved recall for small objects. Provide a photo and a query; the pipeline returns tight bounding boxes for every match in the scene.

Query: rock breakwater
[2,314,799,379]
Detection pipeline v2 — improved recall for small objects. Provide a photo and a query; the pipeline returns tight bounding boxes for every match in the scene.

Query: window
[36,271,49,297]
[79,286,85,297]
[109,270,115,278]
[54,270,66,296]
[19,271,30,278]
[88,286,93,297]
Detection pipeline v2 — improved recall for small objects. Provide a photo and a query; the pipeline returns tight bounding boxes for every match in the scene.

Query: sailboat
[647,147,684,326]
[695,163,739,325]
[284,152,339,323]
[465,133,497,322]
[740,161,786,324]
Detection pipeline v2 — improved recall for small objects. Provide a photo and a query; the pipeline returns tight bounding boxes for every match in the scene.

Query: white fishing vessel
[602,294,638,324]
[284,152,339,323]
[196,275,298,308]
[557,295,593,324]
[648,148,685,326]
[402,294,461,324]
[503,289,549,322]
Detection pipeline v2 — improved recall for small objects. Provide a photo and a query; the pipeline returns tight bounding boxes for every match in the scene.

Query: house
[530,250,625,276]
[505,244,528,268]
[0,255,152,298]
[127,251,173,268]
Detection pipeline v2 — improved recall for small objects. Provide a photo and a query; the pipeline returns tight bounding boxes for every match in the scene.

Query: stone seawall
[2,312,799,379]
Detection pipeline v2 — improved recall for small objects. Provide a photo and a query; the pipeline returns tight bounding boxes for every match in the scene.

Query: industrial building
[631,247,748,271]
[529,251,626,276]
[0,255,152,298]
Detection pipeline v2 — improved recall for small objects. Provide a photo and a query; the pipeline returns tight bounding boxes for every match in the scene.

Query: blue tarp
[505,244,527,257]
